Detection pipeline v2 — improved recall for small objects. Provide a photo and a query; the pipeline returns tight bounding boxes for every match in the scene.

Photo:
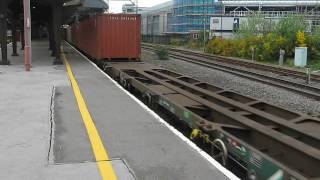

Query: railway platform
[0,41,237,180]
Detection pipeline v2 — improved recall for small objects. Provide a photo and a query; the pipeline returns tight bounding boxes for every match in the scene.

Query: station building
[170,0,222,34]
[211,0,320,38]
[141,1,174,36]
[141,0,320,38]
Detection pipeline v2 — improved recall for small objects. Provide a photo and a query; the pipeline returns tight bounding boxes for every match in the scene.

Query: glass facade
[169,0,222,33]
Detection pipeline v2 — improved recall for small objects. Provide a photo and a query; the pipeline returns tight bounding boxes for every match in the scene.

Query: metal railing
[227,10,320,17]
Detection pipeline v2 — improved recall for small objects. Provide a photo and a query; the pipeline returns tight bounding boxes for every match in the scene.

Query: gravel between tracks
[195,55,320,88]
[142,50,320,117]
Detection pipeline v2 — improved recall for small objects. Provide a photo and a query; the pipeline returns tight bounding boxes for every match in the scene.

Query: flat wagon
[104,62,320,180]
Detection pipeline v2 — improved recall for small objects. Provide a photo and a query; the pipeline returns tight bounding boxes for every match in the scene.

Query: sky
[106,0,171,13]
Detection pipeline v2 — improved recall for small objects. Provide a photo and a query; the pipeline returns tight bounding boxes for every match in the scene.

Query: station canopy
[64,0,109,23]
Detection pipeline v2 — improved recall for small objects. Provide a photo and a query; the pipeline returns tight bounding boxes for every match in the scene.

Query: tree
[274,15,305,39]
[273,15,306,56]
[236,12,274,38]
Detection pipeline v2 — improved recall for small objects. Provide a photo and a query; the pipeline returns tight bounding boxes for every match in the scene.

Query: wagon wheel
[122,79,130,90]
[119,75,127,88]
[126,81,132,91]
[102,63,109,72]
[142,93,152,105]
[210,139,228,167]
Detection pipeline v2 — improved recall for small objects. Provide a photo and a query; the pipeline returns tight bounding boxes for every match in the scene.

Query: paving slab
[52,86,94,164]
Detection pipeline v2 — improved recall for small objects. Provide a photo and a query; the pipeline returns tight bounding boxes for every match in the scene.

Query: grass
[308,59,320,71]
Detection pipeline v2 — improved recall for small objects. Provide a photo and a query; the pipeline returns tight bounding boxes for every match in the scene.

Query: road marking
[63,53,117,180]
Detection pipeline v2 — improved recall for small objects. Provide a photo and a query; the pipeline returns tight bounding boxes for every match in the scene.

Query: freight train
[65,13,320,180]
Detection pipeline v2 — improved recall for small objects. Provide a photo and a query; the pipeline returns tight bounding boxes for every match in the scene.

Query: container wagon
[70,14,141,61]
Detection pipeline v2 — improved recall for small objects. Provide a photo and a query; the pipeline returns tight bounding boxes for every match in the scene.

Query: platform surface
[0,41,101,180]
[0,41,236,180]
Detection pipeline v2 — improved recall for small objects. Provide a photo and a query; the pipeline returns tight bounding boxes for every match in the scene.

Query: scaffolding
[170,0,320,34]
[170,0,222,33]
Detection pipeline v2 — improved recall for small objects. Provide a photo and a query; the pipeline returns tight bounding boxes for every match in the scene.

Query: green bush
[188,41,199,49]
[206,33,290,61]
[206,38,236,57]
[189,31,210,49]
[306,34,320,60]
[155,45,169,60]
[205,15,320,64]
[170,38,187,46]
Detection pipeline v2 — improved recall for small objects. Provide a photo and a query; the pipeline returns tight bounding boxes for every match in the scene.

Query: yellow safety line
[63,53,117,180]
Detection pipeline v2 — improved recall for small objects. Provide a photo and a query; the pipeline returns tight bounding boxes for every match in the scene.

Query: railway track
[142,44,320,101]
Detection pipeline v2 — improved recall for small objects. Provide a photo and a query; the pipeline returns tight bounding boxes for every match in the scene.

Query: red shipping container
[71,14,141,61]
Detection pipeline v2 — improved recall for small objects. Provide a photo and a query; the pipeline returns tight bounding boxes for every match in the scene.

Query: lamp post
[203,0,206,52]
[220,0,223,38]
[23,0,31,71]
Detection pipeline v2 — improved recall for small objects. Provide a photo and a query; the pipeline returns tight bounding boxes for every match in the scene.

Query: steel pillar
[20,19,25,50]
[52,1,63,65]
[47,6,54,52]
[48,18,55,56]
[48,21,53,51]
[0,1,10,65]
[23,0,31,71]
[11,18,19,56]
